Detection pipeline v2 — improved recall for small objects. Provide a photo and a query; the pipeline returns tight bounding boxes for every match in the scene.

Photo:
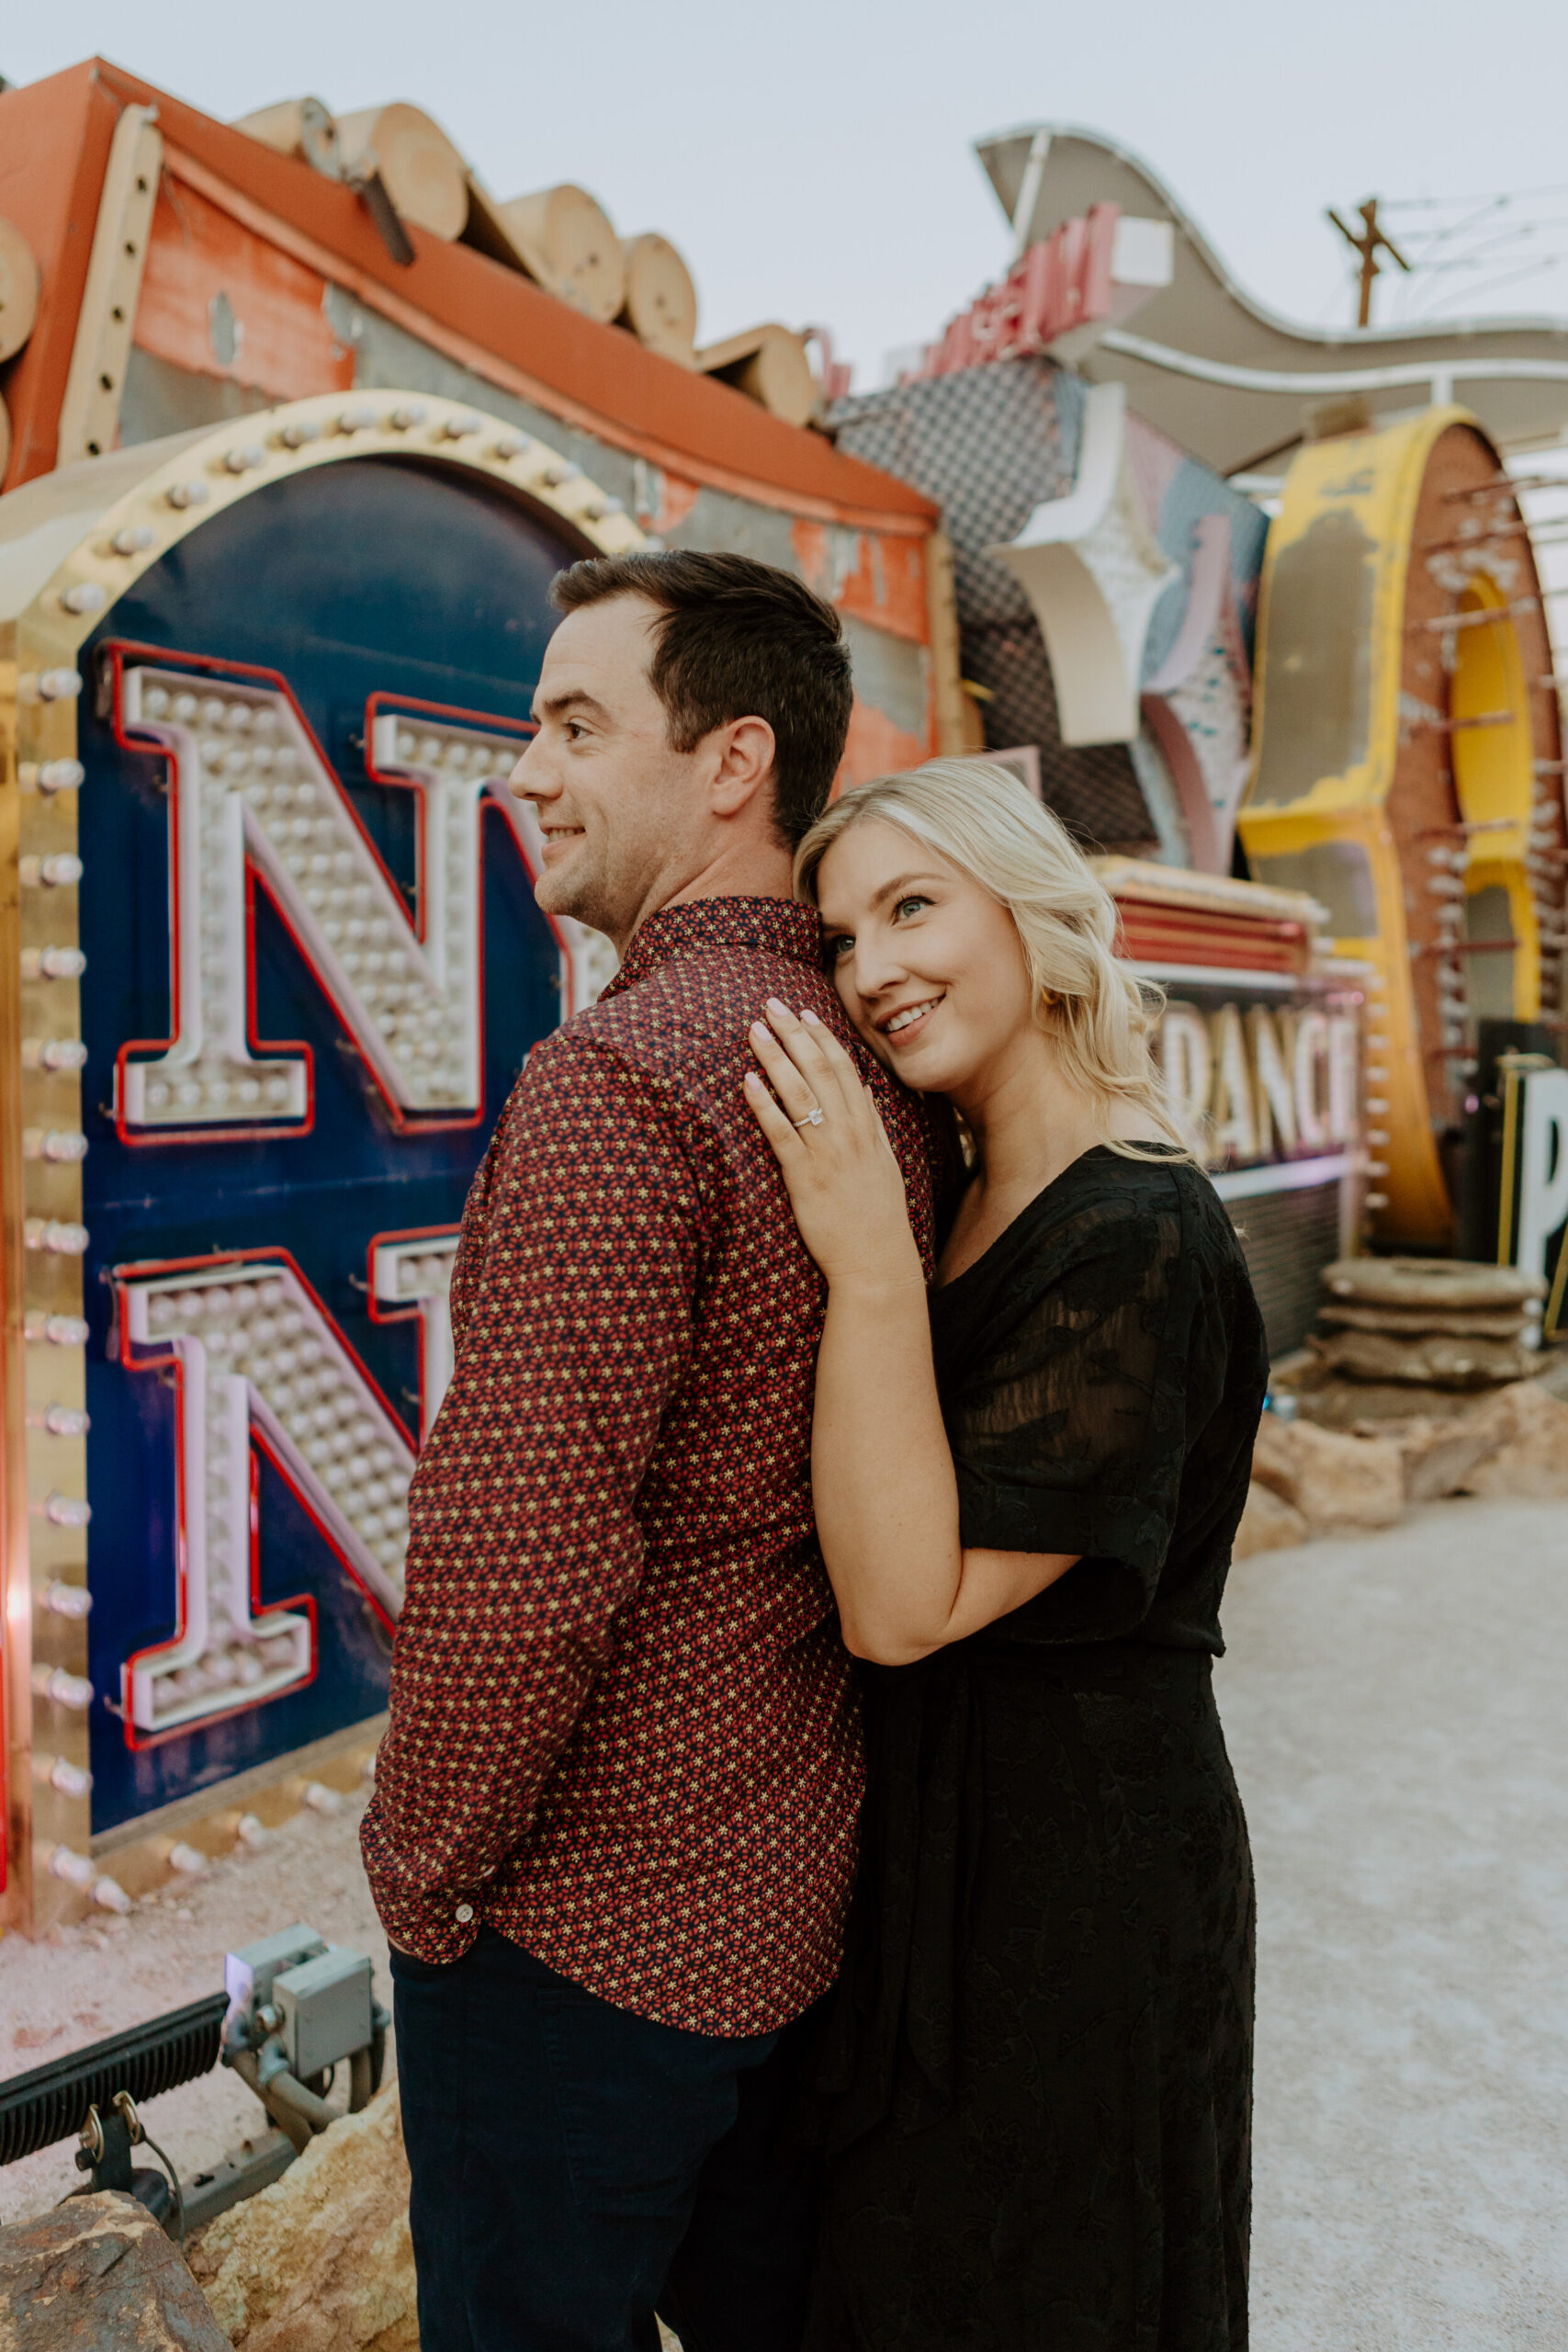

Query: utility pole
[1326,198,1412,327]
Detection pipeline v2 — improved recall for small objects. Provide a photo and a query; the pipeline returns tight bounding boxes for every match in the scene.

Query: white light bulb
[37,758,87,794]
[50,1844,96,1889]
[30,1314,89,1347]
[27,1219,90,1256]
[44,1578,93,1617]
[42,1492,92,1529]
[35,1666,94,1710]
[24,944,87,979]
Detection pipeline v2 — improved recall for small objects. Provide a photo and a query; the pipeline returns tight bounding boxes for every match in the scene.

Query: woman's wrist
[828,1257,928,1307]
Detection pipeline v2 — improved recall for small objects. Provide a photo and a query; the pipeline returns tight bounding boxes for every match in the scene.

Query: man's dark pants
[391,1930,823,2352]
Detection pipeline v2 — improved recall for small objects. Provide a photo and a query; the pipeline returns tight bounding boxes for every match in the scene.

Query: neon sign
[2,390,645,1928]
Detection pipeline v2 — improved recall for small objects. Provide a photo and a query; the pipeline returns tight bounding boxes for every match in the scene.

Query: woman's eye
[894,895,930,922]
[826,933,853,962]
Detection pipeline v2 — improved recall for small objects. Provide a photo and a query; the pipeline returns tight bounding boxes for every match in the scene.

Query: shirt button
[455,1902,474,1924]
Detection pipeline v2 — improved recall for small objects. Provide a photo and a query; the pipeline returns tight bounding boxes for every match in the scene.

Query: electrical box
[225,1924,327,2039]
[272,1945,374,2082]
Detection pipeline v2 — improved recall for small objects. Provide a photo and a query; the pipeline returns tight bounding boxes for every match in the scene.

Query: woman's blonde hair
[794,758,1189,1161]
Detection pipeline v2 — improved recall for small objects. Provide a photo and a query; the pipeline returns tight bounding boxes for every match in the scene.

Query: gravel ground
[0,1787,392,2228]
[3,1498,1563,2352]
[1219,1497,1568,2352]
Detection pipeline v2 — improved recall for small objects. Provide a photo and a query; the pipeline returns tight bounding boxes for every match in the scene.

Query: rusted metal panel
[134,172,355,402]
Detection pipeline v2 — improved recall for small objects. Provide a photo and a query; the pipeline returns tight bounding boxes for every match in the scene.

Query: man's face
[510,595,703,947]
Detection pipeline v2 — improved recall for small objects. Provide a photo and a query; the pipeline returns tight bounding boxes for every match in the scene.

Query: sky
[7,0,1568,390]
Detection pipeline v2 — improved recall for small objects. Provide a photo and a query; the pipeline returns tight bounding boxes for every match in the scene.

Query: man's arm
[359,1028,703,1957]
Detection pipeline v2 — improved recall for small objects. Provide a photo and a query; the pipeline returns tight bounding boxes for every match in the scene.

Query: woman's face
[815,819,1037,1096]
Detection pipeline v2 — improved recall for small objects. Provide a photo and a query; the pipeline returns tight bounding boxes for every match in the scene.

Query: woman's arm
[745,1004,1077,1665]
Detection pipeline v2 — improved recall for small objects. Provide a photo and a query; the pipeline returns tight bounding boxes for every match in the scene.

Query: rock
[1292,1377,1481,1430]
[1233,1480,1310,1558]
[1247,1415,1404,1530]
[1318,1301,1531,1340]
[1456,1379,1568,1501]
[1248,1411,1298,1503]
[0,2190,231,2350]
[1310,1329,1535,1389]
[1371,1413,1505,1504]
[186,2084,416,2352]
[1360,1377,1568,1502]
[1319,1256,1545,1311]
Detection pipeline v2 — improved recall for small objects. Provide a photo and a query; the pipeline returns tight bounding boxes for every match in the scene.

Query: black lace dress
[805,1148,1268,2352]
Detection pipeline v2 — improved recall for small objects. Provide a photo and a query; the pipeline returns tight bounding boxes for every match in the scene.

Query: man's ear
[708,716,777,819]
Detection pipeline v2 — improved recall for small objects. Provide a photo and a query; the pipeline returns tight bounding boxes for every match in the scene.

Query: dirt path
[4,1498,1563,2352]
[1219,1498,1568,2351]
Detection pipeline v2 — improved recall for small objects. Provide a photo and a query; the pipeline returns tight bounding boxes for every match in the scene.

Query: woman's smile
[880,994,944,1044]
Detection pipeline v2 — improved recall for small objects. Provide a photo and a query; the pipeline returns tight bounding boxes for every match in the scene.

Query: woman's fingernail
[743,1071,761,1087]
[766,996,791,1019]
[749,1019,767,1039]
[800,1008,821,1024]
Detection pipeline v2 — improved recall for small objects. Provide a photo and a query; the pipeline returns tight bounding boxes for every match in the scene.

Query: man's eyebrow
[530,685,611,723]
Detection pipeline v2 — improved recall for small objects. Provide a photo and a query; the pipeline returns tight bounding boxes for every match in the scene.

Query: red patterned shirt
[361,897,942,2034]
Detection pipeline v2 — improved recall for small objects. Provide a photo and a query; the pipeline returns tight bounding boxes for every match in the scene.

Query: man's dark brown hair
[549,549,854,847]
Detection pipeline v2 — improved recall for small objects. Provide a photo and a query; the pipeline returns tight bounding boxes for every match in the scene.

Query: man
[360,551,942,2352]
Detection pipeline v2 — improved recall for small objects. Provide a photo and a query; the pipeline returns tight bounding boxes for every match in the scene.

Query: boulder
[1456,1379,1568,1501]
[1358,1376,1568,1502]
[1371,1413,1506,1504]
[1318,1301,1531,1340]
[0,2191,231,2351]
[1292,1376,1480,1430]
[1319,1257,1545,1312]
[1248,1411,1298,1503]
[187,2083,416,2352]
[1310,1329,1535,1389]
[1232,1480,1310,1558]
[1247,1415,1404,1530]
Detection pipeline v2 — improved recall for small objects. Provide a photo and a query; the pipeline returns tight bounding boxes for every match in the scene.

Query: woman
[741,760,1266,2352]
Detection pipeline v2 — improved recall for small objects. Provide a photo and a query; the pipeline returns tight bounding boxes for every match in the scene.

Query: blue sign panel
[77,457,581,1829]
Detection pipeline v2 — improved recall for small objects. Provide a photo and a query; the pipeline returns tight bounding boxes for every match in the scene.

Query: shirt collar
[604,896,823,999]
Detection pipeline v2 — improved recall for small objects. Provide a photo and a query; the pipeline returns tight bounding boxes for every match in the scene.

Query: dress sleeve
[946,1183,1201,1610]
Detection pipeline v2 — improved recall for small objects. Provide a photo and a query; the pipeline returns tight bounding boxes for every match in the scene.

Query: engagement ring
[793,1107,825,1128]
